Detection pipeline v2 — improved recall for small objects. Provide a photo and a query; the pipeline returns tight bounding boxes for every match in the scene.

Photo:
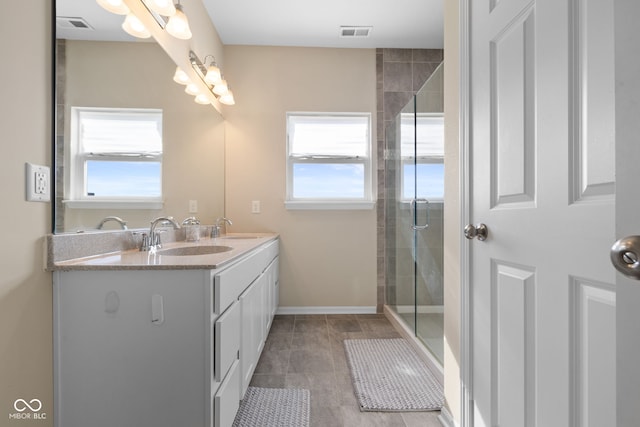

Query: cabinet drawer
[215,301,240,383]
[213,240,279,314]
[214,359,240,427]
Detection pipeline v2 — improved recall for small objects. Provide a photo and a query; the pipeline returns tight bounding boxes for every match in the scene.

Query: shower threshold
[383,305,444,386]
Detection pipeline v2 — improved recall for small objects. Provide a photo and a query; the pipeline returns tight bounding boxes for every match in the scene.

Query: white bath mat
[344,338,443,412]
[232,387,310,427]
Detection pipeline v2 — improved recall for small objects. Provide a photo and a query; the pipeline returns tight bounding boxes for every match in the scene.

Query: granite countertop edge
[48,233,279,272]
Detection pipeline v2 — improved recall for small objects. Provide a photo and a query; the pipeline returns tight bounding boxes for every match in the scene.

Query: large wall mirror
[54,0,225,233]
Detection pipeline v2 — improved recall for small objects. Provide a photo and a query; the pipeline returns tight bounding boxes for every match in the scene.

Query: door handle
[411,199,430,230]
[464,223,488,241]
[610,236,640,280]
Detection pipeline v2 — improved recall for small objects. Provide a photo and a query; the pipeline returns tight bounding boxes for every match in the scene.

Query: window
[401,113,444,201]
[286,112,374,209]
[68,107,163,208]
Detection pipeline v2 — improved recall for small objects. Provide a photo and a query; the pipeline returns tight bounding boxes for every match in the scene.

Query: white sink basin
[157,245,233,256]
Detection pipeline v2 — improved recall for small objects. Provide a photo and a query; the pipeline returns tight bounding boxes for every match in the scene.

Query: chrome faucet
[140,216,181,251]
[211,217,232,238]
[96,216,128,230]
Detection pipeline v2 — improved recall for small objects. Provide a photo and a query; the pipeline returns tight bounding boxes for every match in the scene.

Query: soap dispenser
[182,217,201,241]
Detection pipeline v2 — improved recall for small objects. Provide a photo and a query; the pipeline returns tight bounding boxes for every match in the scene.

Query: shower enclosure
[385,63,444,365]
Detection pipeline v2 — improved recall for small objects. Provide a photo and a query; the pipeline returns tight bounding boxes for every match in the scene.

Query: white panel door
[468,0,617,425]
[613,1,640,426]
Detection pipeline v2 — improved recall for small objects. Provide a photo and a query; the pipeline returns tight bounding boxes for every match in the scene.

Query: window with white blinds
[69,107,163,202]
[400,113,444,200]
[286,113,374,209]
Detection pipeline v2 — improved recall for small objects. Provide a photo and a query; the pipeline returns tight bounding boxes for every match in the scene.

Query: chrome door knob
[464,223,488,241]
[610,235,640,280]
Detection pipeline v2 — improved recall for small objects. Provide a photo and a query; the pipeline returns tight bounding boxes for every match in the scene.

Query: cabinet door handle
[151,294,164,324]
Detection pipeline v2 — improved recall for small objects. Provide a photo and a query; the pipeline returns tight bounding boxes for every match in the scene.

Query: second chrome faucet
[211,217,232,238]
[140,216,181,251]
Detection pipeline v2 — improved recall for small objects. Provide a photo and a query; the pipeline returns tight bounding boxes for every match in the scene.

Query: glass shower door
[386,95,418,335]
[413,64,444,364]
[386,63,444,365]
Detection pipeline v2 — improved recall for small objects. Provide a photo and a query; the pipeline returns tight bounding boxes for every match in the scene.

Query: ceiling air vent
[56,17,94,30]
[340,26,372,38]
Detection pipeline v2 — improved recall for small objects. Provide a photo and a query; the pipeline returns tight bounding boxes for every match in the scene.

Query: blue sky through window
[86,161,161,197]
[403,163,444,200]
[293,164,364,198]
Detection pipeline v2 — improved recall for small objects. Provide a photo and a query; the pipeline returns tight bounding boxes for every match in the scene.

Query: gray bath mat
[344,338,443,411]
[232,387,310,427]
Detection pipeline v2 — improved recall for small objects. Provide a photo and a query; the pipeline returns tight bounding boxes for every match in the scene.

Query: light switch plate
[25,163,50,202]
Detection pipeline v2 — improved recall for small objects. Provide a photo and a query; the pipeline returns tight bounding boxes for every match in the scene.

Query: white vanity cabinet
[53,239,278,427]
[238,255,280,396]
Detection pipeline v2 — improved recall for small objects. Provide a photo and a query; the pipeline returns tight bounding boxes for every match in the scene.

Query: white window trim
[285,200,376,210]
[66,107,164,207]
[63,200,164,210]
[285,112,375,210]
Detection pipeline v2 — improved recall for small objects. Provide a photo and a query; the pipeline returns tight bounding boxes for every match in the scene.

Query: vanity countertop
[49,233,278,271]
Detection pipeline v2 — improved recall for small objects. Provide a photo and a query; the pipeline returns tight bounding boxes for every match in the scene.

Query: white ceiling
[57,0,139,41]
[202,0,443,49]
[56,0,443,49]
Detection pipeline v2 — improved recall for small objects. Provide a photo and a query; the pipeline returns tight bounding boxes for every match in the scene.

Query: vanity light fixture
[122,12,151,38]
[218,88,235,106]
[96,0,130,15]
[212,78,229,96]
[194,94,210,105]
[173,67,190,85]
[188,51,235,107]
[184,83,200,96]
[97,0,150,39]
[165,3,192,40]
[202,56,222,85]
[144,0,176,16]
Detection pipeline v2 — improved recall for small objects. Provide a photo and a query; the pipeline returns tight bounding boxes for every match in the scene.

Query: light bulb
[146,0,176,16]
[122,13,151,38]
[185,83,200,96]
[204,64,222,85]
[96,0,130,15]
[194,94,210,105]
[173,67,190,85]
[218,90,235,106]
[212,79,228,96]
[165,4,192,40]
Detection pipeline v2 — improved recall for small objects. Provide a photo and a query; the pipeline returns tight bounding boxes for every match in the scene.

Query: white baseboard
[276,306,377,315]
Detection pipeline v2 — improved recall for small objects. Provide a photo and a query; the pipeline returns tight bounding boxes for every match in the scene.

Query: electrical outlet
[188,200,198,213]
[251,200,261,214]
[25,163,50,202]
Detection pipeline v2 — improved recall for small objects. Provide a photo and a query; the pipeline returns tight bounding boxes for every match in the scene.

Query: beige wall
[223,46,378,309]
[62,40,225,231]
[444,0,461,423]
[0,1,53,425]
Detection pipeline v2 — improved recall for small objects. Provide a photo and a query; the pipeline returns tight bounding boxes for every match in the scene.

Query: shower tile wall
[376,48,444,312]
[55,39,66,232]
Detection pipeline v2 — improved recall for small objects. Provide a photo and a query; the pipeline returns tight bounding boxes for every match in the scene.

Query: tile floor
[249,314,442,427]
